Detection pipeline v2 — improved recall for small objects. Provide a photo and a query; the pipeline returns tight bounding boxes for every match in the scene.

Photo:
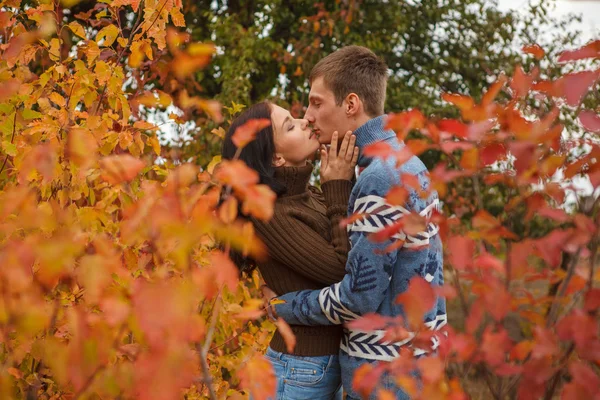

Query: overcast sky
[497,0,599,42]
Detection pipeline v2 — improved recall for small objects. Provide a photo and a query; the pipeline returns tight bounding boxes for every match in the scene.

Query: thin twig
[546,248,582,327]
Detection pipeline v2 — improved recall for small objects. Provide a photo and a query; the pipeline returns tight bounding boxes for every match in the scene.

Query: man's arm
[274,174,407,326]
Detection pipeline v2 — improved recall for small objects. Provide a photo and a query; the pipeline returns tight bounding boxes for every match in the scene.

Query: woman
[221,101,358,400]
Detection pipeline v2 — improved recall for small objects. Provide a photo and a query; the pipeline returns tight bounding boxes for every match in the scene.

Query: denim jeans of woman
[263,347,343,400]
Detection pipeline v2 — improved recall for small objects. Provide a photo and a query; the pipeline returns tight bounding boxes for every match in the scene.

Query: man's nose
[304,106,315,122]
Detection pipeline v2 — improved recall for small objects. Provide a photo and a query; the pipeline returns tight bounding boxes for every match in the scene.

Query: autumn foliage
[0,0,599,399]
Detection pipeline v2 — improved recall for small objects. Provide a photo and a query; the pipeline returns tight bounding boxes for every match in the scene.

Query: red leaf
[446,236,475,270]
[531,326,559,359]
[438,119,468,139]
[275,318,296,353]
[579,110,600,133]
[510,340,533,361]
[522,44,545,59]
[346,313,391,332]
[480,143,506,166]
[362,141,395,159]
[353,364,386,399]
[561,70,600,107]
[510,65,535,98]
[441,93,474,112]
[537,206,570,223]
[481,327,512,367]
[395,276,436,329]
[467,119,496,141]
[99,154,145,185]
[558,40,600,63]
[417,357,445,384]
[584,288,600,312]
[556,310,598,352]
[569,361,600,396]
[232,118,271,149]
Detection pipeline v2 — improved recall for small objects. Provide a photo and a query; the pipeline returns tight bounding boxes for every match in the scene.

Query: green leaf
[2,141,16,156]
[22,109,42,120]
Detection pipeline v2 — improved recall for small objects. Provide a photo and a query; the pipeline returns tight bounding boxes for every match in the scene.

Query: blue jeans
[264,347,343,400]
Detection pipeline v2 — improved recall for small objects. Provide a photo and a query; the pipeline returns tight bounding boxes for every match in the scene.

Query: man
[268,46,446,399]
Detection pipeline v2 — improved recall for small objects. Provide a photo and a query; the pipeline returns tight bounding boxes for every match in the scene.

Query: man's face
[304,77,350,145]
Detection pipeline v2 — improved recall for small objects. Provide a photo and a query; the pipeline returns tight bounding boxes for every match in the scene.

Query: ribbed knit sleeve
[252,180,352,285]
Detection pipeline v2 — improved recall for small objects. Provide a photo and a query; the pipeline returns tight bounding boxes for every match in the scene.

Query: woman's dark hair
[221,101,286,196]
[220,101,285,274]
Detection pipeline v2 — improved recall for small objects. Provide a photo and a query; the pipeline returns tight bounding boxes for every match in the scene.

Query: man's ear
[345,93,361,117]
[272,153,286,167]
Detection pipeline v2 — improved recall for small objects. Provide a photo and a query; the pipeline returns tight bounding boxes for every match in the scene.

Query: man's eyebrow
[309,95,322,102]
[281,115,292,131]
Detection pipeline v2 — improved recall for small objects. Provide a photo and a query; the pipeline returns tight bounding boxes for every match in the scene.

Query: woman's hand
[320,131,359,183]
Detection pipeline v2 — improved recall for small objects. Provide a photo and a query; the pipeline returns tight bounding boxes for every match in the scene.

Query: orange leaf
[238,355,276,400]
[510,65,535,99]
[275,318,296,353]
[405,139,430,155]
[522,44,545,59]
[218,196,238,223]
[99,154,145,184]
[232,118,271,149]
[395,276,436,329]
[385,109,425,140]
[362,141,395,159]
[214,159,259,193]
[441,93,474,112]
[438,119,467,139]
[241,184,276,221]
[482,74,507,106]
[209,251,239,292]
[385,186,409,206]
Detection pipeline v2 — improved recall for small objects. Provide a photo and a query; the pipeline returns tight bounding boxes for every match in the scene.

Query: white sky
[497,0,599,42]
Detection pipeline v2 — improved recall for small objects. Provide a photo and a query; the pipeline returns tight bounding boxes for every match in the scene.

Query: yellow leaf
[49,92,66,108]
[170,8,185,27]
[133,121,158,131]
[68,21,86,39]
[49,38,60,61]
[96,24,119,47]
[128,41,145,68]
[148,135,161,156]
[117,37,128,47]
[206,155,221,174]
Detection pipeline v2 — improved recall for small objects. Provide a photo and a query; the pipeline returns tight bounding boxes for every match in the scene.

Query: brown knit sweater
[252,163,352,356]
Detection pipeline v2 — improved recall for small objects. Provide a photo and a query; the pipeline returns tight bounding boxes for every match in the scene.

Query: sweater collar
[355,115,398,167]
[273,163,313,197]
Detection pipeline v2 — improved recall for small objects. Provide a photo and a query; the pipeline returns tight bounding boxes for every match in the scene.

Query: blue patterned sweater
[274,116,446,367]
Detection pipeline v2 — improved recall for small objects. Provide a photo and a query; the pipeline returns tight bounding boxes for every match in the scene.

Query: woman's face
[270,104,320,167]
